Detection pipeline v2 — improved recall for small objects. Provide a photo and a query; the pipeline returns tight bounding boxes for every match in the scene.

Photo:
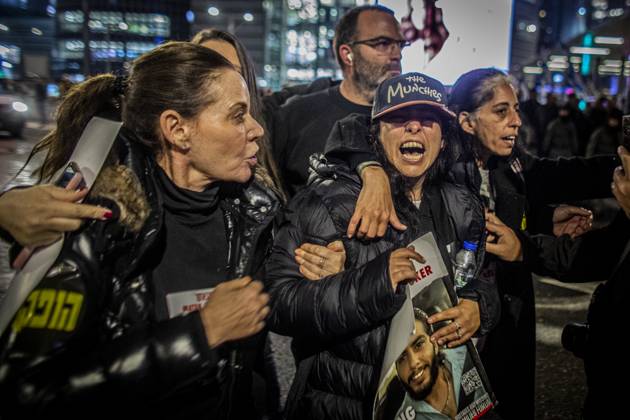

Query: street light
[569,46,610,55]
[594,36,624,45]
[243,12,254,22]
[208,7,220,16]
[186,10,195,23]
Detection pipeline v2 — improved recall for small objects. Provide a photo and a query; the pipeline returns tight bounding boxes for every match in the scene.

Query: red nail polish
[103,211,113,219]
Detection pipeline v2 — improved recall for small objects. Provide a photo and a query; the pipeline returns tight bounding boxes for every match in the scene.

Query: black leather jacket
[265,156,498,420]
[0,131,280,419]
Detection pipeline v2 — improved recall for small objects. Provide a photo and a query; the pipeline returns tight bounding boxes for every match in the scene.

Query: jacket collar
[112,128,280,281]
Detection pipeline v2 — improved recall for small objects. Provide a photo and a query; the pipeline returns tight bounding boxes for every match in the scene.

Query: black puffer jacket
[0,130,280,419]
[448,147,618,420]
[265,156,498,420]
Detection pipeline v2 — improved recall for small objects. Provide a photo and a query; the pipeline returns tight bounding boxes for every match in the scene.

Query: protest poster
[373,232,495,420]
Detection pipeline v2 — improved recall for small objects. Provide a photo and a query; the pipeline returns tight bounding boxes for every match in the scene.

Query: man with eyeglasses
[272,5,406,196]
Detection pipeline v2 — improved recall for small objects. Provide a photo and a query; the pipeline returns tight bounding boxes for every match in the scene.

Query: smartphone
[11,162,85,270]
[623,115,630,151]
[55,161,86,190]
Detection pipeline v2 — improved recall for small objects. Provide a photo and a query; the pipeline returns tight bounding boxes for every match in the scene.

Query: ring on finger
[453,320,461,330]
[319,256,325,267]
[455,329,462,339]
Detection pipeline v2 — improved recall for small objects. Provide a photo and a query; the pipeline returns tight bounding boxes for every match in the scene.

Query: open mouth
[409,367,425,384]
[400,141,426,162]
[246,155,258,166]
[501,135,517,147]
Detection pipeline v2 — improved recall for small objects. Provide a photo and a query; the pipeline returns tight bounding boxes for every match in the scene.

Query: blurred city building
[192,0,361,91]
[262,0,358,90]
[190,1,267,85]
[54,0,190,80]
[1,0,629,105]
[513,0,630,109]
[0,0,54,79]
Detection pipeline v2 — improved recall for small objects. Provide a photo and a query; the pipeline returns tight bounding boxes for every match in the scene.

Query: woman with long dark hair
[0,42,279,419]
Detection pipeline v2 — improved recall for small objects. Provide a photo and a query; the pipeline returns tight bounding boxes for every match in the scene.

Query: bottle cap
[463,241,477,251]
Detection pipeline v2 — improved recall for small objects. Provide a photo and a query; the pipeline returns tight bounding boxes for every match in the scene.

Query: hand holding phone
[11,162,85,270]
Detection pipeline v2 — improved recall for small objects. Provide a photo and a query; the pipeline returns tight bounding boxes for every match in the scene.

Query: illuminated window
[126,42,156,59]
[56,40,157,61]
[58,10,170,37]
[0,43,20,64]
[126,13,170,37]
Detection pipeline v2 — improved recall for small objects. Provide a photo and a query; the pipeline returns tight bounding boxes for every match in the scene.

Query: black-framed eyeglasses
[348,37,410,52]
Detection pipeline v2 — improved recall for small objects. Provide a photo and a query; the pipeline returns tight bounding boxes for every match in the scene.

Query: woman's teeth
[400,141,425,162]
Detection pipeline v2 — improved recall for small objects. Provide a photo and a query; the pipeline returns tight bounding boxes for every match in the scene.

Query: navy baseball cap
[372,72,455,120]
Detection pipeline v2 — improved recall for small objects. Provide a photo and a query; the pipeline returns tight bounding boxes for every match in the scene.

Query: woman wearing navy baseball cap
[264,72,496,420]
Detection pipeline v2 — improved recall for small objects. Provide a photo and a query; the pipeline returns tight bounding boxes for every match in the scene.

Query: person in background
[566,92,592,156]
[585,107,623,157]
[543,103,579,158]
[0,42,278,419]
[539,92,558,151]
[588,95,610,131]
[272,4,405,197]
[519,87,544,155]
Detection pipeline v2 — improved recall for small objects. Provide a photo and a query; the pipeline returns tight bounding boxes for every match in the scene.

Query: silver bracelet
[356,160,382,176]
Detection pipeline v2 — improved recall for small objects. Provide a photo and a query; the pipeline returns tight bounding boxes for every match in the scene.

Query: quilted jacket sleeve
[519,150,618,234]
[520,210,630,282]
[265,190,406,341]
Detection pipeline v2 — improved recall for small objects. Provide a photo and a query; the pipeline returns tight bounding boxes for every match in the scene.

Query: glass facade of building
[264,0,360,90]
[54,0,189,78]
[57,10,171,37]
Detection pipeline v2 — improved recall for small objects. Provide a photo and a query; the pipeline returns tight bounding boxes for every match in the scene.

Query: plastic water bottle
[453,241,478,290]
